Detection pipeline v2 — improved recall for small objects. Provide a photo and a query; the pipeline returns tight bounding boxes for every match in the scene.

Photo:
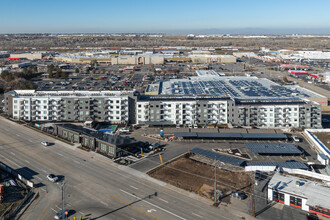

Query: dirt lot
[149,156,252,203]
[313,132,330,150]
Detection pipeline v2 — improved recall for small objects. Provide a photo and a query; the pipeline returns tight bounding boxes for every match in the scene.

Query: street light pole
[61,181,65,220]
[251,172,255,217]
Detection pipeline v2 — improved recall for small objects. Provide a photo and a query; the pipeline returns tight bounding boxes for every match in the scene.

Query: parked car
[176,124,180,129]
[188,124,193,129]
[231,191,247,200]
[54,209,69,219]
[47,174,59,183]
[41,141,50,146]
[193,124,198,129]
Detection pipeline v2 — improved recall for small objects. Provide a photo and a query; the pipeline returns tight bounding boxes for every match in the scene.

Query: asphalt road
[0,117,251,220]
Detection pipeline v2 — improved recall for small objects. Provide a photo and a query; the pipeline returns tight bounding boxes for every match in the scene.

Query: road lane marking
[130,185,138,190]
[41,169,47,173]
[25,160,30,164]
[120,189,186,220]
[10,152,15,155]
[158,198,168,203]
[100,201,108,206]
[73,160,80,164]
[51,208,58,213]
[110,195,158,220]
[16,134,20,137]
[0,136,63,172]
[38,207,49,220]
[29,139,34,142]
[7,160,21,167]
[56,153,64,156]
[79,211,85,215]
[192,213,203,218]
[35,176,42,181]
[40,188,47,192]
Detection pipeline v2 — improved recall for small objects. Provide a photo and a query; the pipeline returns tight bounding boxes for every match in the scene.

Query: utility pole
[61,181,65,220]
[214,159,217,203]
[251,172,255,217]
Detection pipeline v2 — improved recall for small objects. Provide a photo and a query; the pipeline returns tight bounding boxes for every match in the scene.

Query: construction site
[148,155,253,204]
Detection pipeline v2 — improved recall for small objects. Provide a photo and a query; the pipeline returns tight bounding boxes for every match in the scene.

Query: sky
[1,0,330,34]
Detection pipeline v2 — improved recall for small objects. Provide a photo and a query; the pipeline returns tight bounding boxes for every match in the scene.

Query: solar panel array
[245,143,302,155]
[191,148,245,166]
[174,132,287,140]
[246,161,308,169]
[169,80,240,96]
[161,78,315,98]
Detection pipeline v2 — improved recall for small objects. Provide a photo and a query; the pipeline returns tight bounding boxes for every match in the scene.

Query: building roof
[148,77,325,99]
[57,124,138,147]
[245,143,302,155]
[7,90,134,98]
[246,161,308,169]
[174,132,287,140]
[191,148,245,166]
[269,172,330,209]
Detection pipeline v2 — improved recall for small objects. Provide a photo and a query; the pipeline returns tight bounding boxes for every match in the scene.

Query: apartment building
[136,96,321,128]
[136,96,230,125]
[3,90,136,124]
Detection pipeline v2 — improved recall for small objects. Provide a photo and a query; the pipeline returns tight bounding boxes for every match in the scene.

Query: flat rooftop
[195,70,225,77]
[152,77,325,99]
[269,172,330,209]
[7,90,134,98]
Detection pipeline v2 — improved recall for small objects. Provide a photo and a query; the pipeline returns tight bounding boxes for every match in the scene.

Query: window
[43,111,47,114]
[100,143,107,151]
[14,100,18,104]
[68,132,73,140]
[86,111,89,115]
[63,130,68,138]
[290,196,302,207]
[108,146,115,155]
[168,104,171,107]
[89,139,94,147]
[43,100,47,104]
[138,104,141,107]
[273,191,284,202]
[74,135,79,142]
[84,138,89,146]
[14,105,17,109]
